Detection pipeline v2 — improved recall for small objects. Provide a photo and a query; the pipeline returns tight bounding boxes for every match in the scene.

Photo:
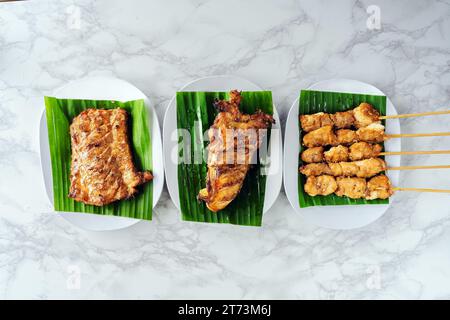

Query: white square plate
[163,75,283,218]
[39,77,164,231]
[283,79,401,230]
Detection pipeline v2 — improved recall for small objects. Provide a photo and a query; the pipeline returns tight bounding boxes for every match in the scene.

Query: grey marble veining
[0,0,450,299]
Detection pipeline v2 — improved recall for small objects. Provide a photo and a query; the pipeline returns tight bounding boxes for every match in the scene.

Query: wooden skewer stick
[380,150,450,156]
[380,110,450,120]
[393,187,450,194]
[388,164,450,171]
[386,132,450,139]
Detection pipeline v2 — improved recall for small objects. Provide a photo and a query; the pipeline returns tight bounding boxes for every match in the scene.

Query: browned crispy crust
[198,90,274,212]
[68,108,152,206]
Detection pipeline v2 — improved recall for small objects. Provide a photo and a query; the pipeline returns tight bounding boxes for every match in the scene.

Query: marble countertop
[1,0,450,299]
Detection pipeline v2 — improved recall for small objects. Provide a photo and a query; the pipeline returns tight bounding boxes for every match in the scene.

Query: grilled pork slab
[198,90,274,212]
[68,108,152,206]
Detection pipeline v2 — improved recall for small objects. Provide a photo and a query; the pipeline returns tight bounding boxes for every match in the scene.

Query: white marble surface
[0,0,450,299]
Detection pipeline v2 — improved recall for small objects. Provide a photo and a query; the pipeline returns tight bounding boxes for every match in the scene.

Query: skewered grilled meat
[356,123,385,143]
[301,142,383,163]
[300,112,334,132]
[335,177,367,199]
[301,146,325,163]
[304,175,337,196]
[198,90,274,212]
[366,174,393,200]
[303,125,337,148]
[324,145,349,163]
[68,108,153,206]
[335,129,357,145]
[303,174,393,199]
[299,158,386,178]
[349,142,383,161]
[353,103,381,128]
[300,163,332,176]
[299,103,381,132]
[303,123,385,148]
[332,111,356,129]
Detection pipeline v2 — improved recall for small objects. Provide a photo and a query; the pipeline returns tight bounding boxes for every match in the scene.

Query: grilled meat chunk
[366,174,393,200]
[68,108,153,206]
[349,142,383,161]
[304,175,337,196]
[324,145,349,163]
[331,111,355,129]
[353,103,381,128]
[301,146,325,163]
[335,176,367,199]
[300,112,333,132]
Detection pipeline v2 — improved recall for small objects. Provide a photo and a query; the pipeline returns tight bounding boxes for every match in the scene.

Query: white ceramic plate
[283,79,401,230]
[39,77,164,231]
[163,75,283,214]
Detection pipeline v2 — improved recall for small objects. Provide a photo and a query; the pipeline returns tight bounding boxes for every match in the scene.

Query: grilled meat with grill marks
[198,90,274,212]
[68,108,152,206]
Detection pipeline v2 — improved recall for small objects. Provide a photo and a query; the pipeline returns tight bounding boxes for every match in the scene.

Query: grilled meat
[300,142,383,163]
[349,142,383,161]
[302,123,385,148]
[366,174,393,200]
[301,146,325,163]
[299,158,386,178]
[353,103,381,128]
[304,175,337,196]
[198,90,274,212]
[299,102,380,132]
[303,174,393,199]
[300,112,334,132]
[324,145,349,163]
[335,176,367,199]
[68,108,153,206]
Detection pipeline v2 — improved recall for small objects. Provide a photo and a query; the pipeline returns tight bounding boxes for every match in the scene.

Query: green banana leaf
[177,91,273,226]
[298,90,388,208]
[44,97,153,220]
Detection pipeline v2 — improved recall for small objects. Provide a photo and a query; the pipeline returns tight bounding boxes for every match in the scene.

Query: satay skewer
[300,102,450,132]
[304,175,392,199]
[304,174,450,200]
[303,124,450,148]
[301,143,450,164]
[300,158,450,178]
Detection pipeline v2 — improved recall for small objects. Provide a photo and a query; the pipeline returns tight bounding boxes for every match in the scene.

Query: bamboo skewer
[380,150,450,156]
[392,187,450,194]
[388,164,450,171]
[386,132,450,139]
[380,110,450,120]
